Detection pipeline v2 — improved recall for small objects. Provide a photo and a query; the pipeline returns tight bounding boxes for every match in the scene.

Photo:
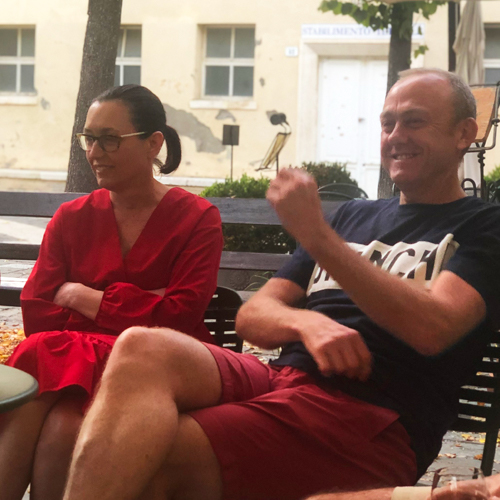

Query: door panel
[317,60,362,164]
[317,58,388,199]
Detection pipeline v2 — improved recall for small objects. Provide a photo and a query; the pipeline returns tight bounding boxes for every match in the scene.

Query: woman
[0,84,223,500]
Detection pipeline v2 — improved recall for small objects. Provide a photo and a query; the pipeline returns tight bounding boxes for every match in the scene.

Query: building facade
[1,0,499,196]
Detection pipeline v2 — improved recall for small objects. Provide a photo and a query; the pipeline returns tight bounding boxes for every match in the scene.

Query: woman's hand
[54,282,103,321]
[54,282,82,309]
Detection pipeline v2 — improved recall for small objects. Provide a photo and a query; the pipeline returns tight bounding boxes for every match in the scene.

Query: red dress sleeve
[94,206,223,338]
[20,210,72,336]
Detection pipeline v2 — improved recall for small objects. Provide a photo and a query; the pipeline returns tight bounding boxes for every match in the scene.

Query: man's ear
[457,117,479,152]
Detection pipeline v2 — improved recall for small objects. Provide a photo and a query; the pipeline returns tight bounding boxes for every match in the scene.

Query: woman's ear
[147,131,165,159]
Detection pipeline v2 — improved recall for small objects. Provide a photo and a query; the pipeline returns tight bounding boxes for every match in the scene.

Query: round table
[0,364,38,413]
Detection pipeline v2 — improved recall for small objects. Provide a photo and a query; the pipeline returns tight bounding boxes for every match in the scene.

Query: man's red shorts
[189,344,417,500]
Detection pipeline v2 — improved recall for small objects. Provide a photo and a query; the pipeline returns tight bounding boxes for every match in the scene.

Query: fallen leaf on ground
[0,327,25,364]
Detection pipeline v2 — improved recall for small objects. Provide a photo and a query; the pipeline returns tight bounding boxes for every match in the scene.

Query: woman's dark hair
[93,84,181,175]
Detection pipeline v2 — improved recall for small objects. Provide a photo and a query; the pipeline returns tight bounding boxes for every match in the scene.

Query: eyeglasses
[76,131,147,153]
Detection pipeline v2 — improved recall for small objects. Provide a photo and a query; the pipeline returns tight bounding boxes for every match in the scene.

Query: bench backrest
[450,330,500,475]
[0,191,341,272]
[205,286,243,352]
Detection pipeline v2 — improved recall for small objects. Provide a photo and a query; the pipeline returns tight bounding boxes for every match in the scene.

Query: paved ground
[0,215,497,498]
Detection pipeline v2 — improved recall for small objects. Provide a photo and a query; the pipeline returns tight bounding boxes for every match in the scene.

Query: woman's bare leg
[0,392,60,500]
[31,395,84,500]
[137,414,222,500]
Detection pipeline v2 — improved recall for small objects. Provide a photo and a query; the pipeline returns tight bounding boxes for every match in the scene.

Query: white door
[317,58,388,199]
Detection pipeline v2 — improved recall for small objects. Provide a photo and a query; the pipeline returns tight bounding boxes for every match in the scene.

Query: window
[115,27,141,86]
[485,26,500,85]
[0,28,35,94]
[203,27,255,98]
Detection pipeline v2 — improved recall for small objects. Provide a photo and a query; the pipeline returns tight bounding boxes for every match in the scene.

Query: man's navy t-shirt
[271,196,500,476]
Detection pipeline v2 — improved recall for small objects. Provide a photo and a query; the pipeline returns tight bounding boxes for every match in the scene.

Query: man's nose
[386,122,408,143]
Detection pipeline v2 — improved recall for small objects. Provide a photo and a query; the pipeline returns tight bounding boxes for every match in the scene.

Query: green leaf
[318,0,338,13]
[413,44,429,58]
[333,1,344,15]
[371,18,382,32]
[341,2,357,16]
[353,9,368,24]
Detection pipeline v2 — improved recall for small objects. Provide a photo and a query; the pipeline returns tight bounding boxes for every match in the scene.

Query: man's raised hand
[267,168,328,245]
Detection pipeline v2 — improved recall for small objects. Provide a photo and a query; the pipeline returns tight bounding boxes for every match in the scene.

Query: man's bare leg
[63,327,223,500]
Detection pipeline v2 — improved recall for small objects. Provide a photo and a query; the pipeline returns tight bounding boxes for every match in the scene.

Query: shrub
[484,165,500,185]
[200,174,270,198]
[201,164,359,253]
[201,174,294,253]
[302,161,358,188]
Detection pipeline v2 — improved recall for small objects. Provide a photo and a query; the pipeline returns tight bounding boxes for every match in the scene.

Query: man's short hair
[398,68,477,124]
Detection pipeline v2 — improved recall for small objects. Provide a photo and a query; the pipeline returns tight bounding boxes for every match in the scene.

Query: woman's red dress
[7,187,223,403]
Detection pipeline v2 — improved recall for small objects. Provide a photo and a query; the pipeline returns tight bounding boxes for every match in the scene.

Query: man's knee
[107,327,217,386]
[102,328,221,410]
[110,326,188,370]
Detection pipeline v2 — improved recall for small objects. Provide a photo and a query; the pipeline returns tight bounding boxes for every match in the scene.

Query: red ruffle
[6,331,117,405]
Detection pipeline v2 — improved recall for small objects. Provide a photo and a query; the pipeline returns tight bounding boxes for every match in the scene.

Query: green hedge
[302,161,358,187]
[484,165,500,185]
[201,164,357,253]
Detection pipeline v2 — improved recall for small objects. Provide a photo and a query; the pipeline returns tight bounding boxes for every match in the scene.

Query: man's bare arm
[236,278,305,349]
[267,169,487,356]
[237,278,373,381]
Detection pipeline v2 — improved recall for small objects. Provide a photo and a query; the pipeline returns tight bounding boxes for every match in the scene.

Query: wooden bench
[0,191,341,280]
[0,191,340,351]
[1,191,500,475]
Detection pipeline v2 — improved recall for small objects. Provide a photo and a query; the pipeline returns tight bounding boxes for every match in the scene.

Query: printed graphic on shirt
[307,233,459,295]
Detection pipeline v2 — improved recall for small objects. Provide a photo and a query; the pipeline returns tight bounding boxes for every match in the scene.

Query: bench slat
[219,251,291,271]
[0,192,85,217]
[0,243,39,261]
[0,192,341,225]
[0,245,291,272]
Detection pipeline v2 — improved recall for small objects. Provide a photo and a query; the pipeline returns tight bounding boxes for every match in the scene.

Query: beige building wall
[0,0,499,193]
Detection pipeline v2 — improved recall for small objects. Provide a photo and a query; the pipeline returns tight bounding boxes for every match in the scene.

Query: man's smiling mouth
[392,153,418,160]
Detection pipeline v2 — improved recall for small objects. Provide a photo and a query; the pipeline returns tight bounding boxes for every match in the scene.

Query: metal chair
[461,83,500,200]
[450,330,500,475]
[204,286,243,353]
[0,284,244,353]
[317,183,369,201]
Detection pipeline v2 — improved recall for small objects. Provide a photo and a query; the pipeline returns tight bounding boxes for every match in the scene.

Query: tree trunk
[377,3,413,199]
[65,0,123,193]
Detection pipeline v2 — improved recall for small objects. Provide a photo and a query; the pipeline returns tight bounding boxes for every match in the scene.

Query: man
[63,69,500,500]
[306,472,500,499]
